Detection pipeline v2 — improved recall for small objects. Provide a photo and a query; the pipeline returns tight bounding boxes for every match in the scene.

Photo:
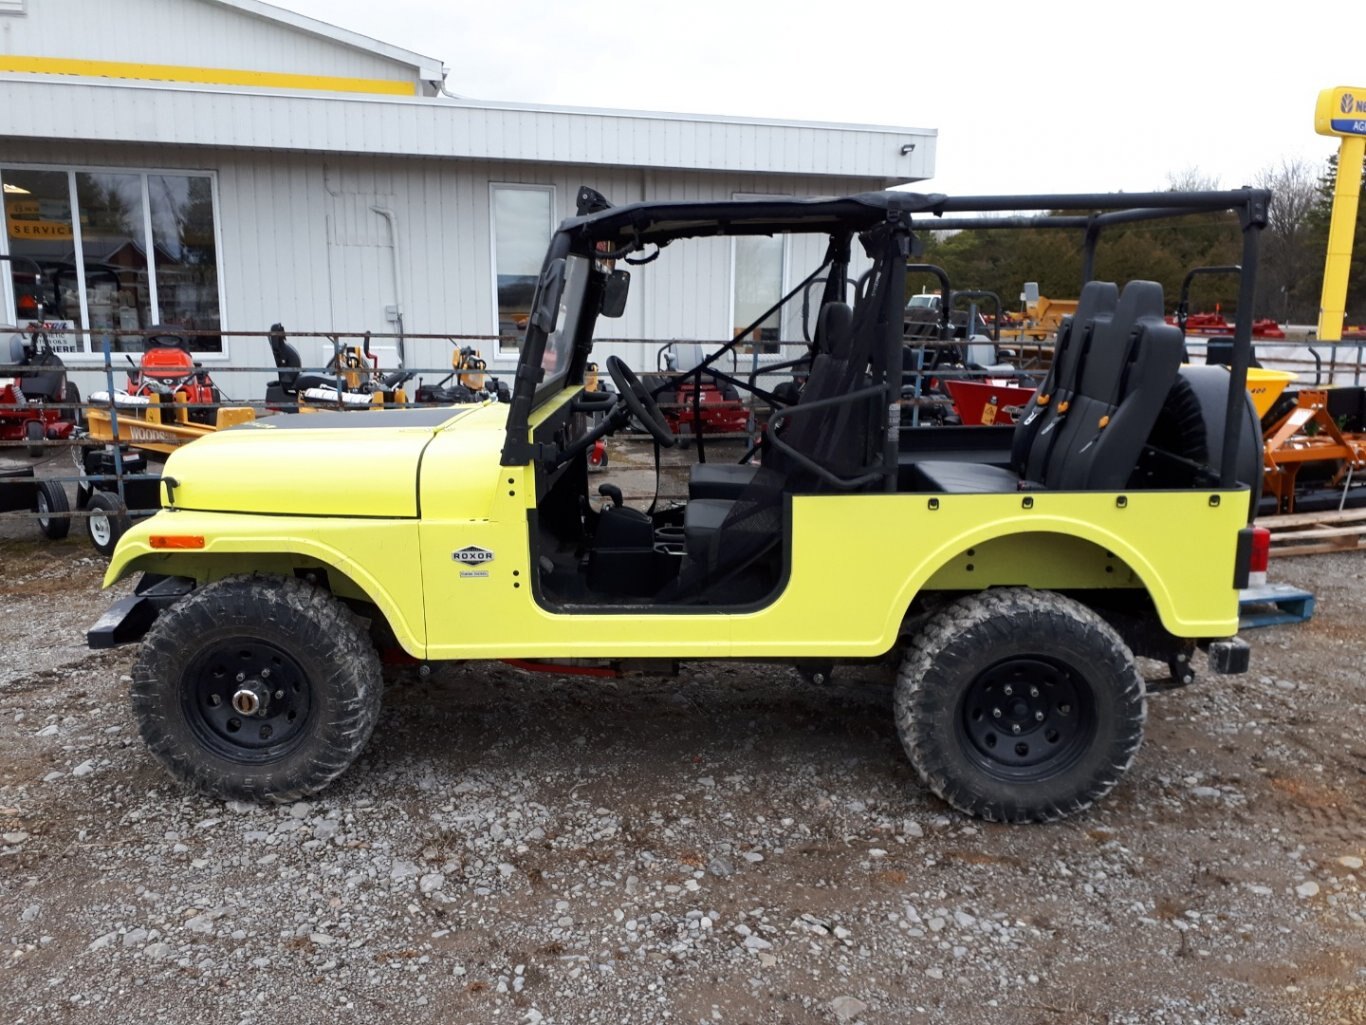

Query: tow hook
[1204,637,1251,675]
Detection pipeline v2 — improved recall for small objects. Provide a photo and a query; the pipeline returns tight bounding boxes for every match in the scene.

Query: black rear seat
[914,280,1182,493]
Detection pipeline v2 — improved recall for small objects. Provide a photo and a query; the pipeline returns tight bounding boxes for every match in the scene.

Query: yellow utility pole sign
[1314,86,1366,342]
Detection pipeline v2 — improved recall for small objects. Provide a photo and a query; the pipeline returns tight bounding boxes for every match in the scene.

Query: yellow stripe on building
[0,55,417,96]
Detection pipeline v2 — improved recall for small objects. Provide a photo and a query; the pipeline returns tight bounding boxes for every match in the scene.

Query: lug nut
[992,707,1002,718]
[1011,724,1022,734]
[1003,684,1014,696]
[1035,710,1045,721]
[274,689,285,700]
[261,668,271,679]
[1029,686,1039,698]
[235,671,246,683]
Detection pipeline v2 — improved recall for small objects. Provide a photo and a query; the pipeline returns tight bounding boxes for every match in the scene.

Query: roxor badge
[452,546,495,564]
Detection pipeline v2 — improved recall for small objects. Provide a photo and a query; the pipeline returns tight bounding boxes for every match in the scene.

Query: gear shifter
[597,483,623,508]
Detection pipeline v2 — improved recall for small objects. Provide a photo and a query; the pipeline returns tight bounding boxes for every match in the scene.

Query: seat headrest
[1074,280,1120,323]
[814,302,854,358]
[1115,280,1165,323]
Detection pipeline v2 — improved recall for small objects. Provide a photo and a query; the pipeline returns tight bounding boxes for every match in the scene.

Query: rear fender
[894,494,1247,639]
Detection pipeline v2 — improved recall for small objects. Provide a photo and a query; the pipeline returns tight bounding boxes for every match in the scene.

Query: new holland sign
[1316,86,1366,137]
[1313,86,1365,342]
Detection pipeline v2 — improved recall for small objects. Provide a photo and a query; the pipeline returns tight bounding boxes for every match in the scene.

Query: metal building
[0,0,936,396]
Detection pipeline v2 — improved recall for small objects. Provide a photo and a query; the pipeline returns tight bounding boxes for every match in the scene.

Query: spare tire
[1132,366,1262,520]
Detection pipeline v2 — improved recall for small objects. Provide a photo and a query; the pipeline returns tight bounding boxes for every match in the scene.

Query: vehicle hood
[162,406,494,518]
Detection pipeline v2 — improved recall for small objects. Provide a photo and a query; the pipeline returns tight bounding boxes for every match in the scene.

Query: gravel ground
[1,448,1363,1025]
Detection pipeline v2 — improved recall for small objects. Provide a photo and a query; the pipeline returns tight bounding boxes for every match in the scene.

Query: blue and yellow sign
[1315,86,1366,137]
[1313,86,1366,342]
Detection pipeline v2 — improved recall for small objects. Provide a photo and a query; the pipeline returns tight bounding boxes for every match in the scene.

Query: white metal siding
[3,140,887,399]
[0,0,419,84]
[0,78,936,183]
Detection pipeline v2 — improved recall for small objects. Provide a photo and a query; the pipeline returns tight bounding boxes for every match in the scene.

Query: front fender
[104,510,427,657]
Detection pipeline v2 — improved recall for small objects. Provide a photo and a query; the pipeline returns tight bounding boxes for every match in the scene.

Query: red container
[943,378,1038,426]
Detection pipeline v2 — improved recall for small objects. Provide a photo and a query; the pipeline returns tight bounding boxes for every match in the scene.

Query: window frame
[489,182,556,356]
[0,161,228,361]
[728,191,791,356]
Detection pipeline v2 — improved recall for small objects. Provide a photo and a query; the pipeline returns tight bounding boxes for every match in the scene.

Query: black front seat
[687,300,854,501]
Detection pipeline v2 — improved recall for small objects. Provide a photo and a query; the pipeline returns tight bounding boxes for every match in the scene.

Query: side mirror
[531,258,567,333]
[600,269,630,319]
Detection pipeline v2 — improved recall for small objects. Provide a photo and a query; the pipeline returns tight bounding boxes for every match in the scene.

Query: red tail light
[1250,526,1270,574]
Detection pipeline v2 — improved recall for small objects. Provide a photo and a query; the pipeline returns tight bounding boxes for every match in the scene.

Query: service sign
[1315,86,1366,137]
[20,319,79,353]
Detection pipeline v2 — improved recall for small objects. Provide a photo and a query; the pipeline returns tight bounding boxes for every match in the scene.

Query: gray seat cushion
[689,462,760,500]
[911,462,1019,493]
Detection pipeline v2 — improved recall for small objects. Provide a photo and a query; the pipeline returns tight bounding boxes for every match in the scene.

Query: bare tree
[1165,167,1222,192]
[1253,159,1321,323]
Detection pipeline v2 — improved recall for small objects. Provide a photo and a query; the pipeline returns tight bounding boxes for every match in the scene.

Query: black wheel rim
[956,657,1096,782]
[181,639,314,763]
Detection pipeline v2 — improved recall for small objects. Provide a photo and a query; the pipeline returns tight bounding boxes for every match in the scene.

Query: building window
[2,165,224,355]
[733,232,786,355]
[491,184,554,353]
[149,174,223,348]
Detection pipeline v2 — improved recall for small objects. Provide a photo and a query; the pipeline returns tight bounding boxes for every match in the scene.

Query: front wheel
[24,419,44,458]
[130,575,383,802]
[894,588,1145,823]
[85,490,130,558]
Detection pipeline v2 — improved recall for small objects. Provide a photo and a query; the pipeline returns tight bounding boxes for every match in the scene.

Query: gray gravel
[1,512,1364,1024]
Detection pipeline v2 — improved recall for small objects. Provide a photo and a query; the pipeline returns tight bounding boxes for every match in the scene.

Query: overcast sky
[271,0,1358,197]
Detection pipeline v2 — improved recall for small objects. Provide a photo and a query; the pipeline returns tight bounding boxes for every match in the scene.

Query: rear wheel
[62,381,84,428]
[894,588,1145,822]
[85,490,131,558]
[130,575,383,802]
[34,480,70,540]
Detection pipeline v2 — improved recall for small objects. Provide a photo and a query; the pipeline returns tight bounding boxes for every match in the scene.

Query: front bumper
[86,574,194,649]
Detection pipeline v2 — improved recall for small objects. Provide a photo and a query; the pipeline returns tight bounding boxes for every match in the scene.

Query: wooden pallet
[1257,508,1366,557]
[1238,583,1316,628]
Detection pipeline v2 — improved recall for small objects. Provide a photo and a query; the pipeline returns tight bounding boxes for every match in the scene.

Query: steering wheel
[606,355,676,448]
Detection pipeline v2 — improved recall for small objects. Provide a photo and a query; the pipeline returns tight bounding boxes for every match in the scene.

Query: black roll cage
[501,187,1270,492]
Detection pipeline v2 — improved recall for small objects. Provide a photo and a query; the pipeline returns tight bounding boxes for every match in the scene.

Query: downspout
[370,206,405,369]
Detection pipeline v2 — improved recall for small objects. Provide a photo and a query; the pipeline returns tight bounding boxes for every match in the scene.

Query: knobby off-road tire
[894,588,1146,823]
[131,574,383,803]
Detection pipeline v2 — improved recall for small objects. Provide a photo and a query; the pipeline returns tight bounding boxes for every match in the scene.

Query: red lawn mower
[121,328,224,426]
[647,342,750,441]
[2,258,80,458]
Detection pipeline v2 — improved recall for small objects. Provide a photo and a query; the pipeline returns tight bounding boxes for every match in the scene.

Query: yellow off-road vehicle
[89,187,1269,822]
